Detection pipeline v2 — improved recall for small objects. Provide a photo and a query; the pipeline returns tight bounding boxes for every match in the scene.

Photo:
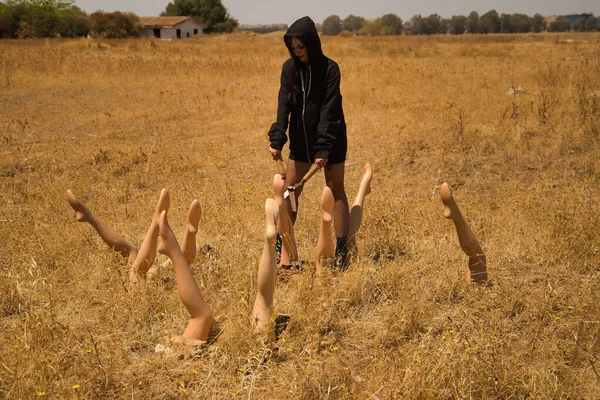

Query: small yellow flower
[441,335,446,340]
[445,351,452,355]
[449,329,454,334]
[555,316,560,321]
[73,384,80,390]
[147,359,152,364]
[332,346,339,351]
[14,345,19,349]
[37,391,46,397]
[463,341,469,346]
[192,370,198,375]
[568,306,574,310]
[180,388,186,393]
[138,381,143,386]
[86,349,92,353]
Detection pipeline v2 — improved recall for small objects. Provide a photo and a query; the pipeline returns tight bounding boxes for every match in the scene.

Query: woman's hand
[315,158,328,168]
[269,147,282,161]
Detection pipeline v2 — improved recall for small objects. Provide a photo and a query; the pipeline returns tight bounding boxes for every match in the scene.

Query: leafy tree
[573,18,586,32]
[162,0,238,33]
[380,13,402,35]
[423,13,442,34]
[573,14,599,32]
[402,19,415,35]
[90,11,141,38]
[466,11,480,33]
[0,0,90,38]
[500,13,514,33]
[448,15,467,34]
[548,16,571,32]
[531,13,546,32]
[511,13,532,33]
[0,3,12,37]
[359,18,383,36]
[408,14,423,35]
[584,15,598,31]
[321,14,341,35]
[59,4,90,37]
[341,14,365,33]
[480,10,501,33]
[440,18,449,34]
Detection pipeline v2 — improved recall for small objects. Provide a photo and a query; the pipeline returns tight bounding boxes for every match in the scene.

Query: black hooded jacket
[268,16,347,164]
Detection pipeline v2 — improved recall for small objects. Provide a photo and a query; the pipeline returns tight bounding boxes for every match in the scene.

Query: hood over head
[284,16,323,64]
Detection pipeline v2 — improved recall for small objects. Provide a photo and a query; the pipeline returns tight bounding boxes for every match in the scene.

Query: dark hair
[283,35,302,106]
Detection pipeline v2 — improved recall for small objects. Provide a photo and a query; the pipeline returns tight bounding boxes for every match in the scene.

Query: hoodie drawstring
[300,66,312,162]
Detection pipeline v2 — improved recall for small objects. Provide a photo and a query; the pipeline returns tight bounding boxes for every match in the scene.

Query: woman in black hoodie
[268,16,349,267]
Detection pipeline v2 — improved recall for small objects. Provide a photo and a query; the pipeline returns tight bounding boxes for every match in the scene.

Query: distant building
[140,17,205,40]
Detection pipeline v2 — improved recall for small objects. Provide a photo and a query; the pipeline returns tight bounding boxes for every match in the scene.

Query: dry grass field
[1,31,600,398]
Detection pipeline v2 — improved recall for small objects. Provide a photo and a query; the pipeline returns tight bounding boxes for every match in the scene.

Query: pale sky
[73,0,600,25]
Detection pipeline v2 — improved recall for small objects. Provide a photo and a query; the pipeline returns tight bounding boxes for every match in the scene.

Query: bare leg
[129,189,170,284]
[273,174,298,265]
[181,199,202,265]
[66,190,138,266]
[158,210,213,341]
[440,183,487,285]
[347,163,373,250]
[316,187,335,275]
[252,198,279,332]
[324,162,350,268]
[324,162,350,239]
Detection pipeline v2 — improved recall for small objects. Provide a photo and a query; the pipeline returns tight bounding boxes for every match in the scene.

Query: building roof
[140,17,204,28]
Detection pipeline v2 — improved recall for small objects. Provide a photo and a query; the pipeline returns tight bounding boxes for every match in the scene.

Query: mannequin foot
[321,186,334,221]
[154,189,170,223]
[265,198,279,242]
[157,211,180,258]
[440,183,458,219]
[358,163,373,197]
[272,174,286,198]
[66,190,93,222]
[187,199,201,234]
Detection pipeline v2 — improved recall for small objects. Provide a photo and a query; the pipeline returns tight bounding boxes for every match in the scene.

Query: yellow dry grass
[1,32,600,398]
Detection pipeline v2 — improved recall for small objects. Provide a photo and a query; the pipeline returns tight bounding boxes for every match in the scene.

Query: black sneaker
[335,236,349,270]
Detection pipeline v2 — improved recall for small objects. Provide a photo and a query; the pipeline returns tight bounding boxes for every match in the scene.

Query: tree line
[321,11,600,36]
[0,0,237,39]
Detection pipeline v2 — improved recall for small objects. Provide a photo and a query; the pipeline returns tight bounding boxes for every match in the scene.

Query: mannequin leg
[284,160,312,225]
[272,174,298,265]
[181,199,202,265]
[129,189,170,284]
[316,187,335,275]
[66,190,138,266]
[147,199,201,280]
[347,163,373,250]
[158,210,213,341]
[440,183,487,284]
[252,198,280,332]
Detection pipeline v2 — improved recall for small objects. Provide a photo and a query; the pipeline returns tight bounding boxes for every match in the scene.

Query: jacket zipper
[300,66,312,162]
